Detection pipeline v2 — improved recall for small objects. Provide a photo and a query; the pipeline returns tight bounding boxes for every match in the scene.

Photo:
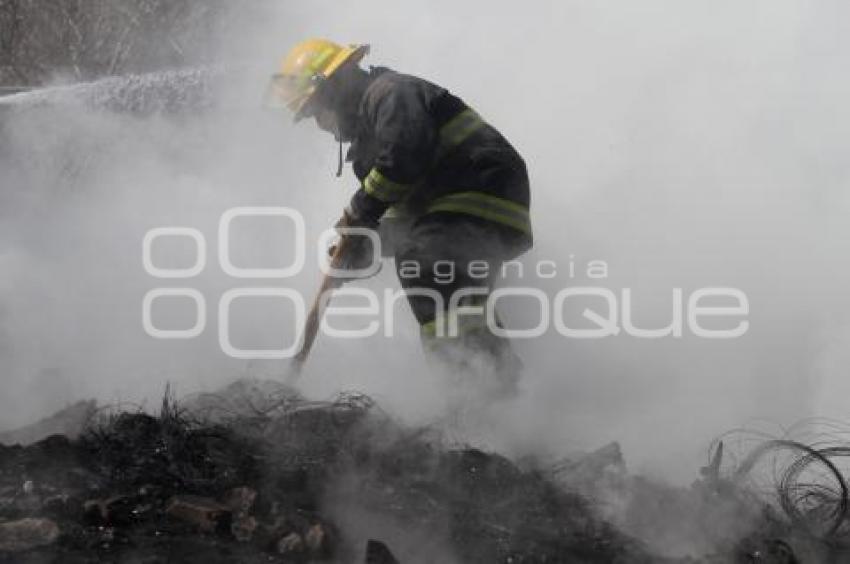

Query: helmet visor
[264,73,318,120]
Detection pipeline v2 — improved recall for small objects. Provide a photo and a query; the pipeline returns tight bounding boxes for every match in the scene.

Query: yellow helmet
[267,38,370,120]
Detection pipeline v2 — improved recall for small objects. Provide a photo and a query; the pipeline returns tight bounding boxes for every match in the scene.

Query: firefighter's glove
[328,208,381,279]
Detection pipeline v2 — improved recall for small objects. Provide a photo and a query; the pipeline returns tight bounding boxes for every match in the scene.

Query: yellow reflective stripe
[426,191,531,235]
[435,109,485,162]
[420,305,489,340]
[362,109,483,203]
[382,203,414,219]
[421,319,438,338]
[364,168,415,202]
[441,109,484,146]
[309,47,337,76]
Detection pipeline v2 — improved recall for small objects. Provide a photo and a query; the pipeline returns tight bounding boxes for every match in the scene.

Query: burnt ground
[0,383,842,563]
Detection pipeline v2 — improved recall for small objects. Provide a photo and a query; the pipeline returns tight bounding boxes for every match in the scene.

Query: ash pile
[0,381,650,563]
[0,381,844,563]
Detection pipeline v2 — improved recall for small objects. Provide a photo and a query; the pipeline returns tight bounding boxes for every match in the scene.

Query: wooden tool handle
[290,235,351,374]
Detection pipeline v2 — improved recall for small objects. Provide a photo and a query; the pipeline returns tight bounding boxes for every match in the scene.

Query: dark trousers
[384,212,529,395]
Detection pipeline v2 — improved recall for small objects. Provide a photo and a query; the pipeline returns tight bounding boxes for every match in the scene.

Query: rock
[0,495,16,517]
[42,494,83,520]
[738,538,799,564]
[256,514,305,550]
[83,499,106,525]
[555,442,626,491]
[231,515,257,542]
[84,526,129,551]
[129,502,154,521]
[223,486,257,514]
[165,495,231,533]
[21,480,34,495]
[82,495,136,525]
[15,493,42,516]
[222,487,257,542]
[0,518,60,552]
[304,522,333,557]
[0,400,96,446]
[277,532,304,555]
[102,495,138,526]
[365,539,400,564]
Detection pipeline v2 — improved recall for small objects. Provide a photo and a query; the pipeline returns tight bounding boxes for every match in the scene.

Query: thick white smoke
[2,0,850,493]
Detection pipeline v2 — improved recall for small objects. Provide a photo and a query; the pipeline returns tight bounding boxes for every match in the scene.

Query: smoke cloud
[2,0,849,495]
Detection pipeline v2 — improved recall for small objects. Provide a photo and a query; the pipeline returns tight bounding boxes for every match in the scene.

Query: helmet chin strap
[335,138,344,177]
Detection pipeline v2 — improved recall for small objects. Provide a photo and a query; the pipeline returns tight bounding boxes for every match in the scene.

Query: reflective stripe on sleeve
[364,167,416,202]
[434,109,486,162]
[363,108,484,203]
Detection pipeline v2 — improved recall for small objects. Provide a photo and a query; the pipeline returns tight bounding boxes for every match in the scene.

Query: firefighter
[267,39,532,397]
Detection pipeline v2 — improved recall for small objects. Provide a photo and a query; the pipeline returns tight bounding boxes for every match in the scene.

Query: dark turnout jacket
[347,68,532,248]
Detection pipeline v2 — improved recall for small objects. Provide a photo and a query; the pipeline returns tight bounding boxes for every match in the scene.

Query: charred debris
[0,381,846,563]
